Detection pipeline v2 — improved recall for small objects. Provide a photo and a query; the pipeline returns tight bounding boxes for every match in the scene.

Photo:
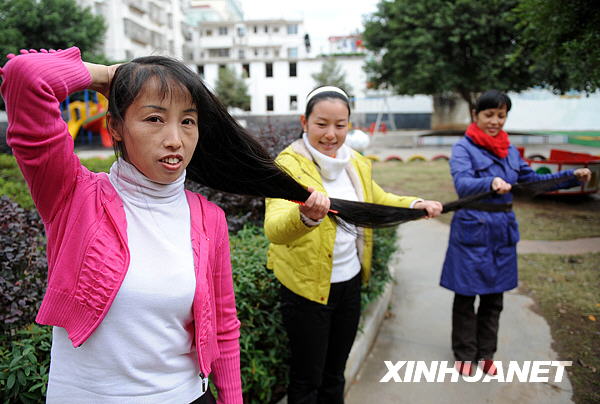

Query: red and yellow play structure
[62,90,112,148]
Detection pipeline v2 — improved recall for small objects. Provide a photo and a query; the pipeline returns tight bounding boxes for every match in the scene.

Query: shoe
[455,361,472,376]
[479,359,497,375]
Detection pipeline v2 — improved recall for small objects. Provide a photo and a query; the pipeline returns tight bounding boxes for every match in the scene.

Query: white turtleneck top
[302,134,361,283]
[47,159,205,404]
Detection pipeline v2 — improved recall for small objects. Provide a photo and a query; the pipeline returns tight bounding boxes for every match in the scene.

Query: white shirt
[303,134,362,283]
[47,159,205,404]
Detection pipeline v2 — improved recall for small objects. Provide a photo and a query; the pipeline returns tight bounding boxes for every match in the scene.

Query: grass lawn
[372,160,600,239]
[518,253,600,404]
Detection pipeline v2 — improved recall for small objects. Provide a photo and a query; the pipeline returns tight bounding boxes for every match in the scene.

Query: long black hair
[107,58,432,228]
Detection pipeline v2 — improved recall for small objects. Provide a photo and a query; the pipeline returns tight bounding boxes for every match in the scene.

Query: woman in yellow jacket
[264,86,442,403]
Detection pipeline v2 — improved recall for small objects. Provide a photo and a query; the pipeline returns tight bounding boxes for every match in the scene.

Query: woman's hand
[574,168,592,183]
[492,177,512,194]
[83,62,121,98]
[413,200,443,218]
[299,187,331,221]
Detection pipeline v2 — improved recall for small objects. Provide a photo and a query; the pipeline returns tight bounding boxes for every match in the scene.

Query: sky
[239,0,381,54]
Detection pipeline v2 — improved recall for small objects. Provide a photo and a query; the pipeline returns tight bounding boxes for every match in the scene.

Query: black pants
[189,388,216,404]
[452,292,503,362]
[280,273,361,404]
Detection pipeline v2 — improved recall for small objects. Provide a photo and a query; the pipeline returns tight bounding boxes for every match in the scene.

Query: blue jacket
[440,136,577,295]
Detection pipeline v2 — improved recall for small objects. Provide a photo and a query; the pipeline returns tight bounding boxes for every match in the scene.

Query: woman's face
[110,79,199,184]
[301,98,349,157]
[473,105,508,136]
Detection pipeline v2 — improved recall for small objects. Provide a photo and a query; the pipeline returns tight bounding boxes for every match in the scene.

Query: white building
[77,0,189,60]
[188,18,432,127]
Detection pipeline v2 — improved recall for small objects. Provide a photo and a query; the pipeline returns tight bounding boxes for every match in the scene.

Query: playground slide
[82,110,112,148]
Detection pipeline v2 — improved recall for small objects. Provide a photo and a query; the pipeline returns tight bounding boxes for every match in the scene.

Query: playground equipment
[62,90,112,148]
[519,147,600,195]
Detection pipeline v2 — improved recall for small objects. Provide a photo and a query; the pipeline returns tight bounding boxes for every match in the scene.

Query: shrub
[0,196,46,340]
[0,325,52,403]
[229,225,289,403]
[361,227,397,308]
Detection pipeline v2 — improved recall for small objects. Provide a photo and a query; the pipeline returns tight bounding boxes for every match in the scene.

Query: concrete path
[345,219,574,404]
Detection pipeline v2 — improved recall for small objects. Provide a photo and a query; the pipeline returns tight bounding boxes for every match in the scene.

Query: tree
[363,0,534,114]
[0,0,106,63]
[215,67,251,111]
[512,0,600,94]
[311,57,353,95]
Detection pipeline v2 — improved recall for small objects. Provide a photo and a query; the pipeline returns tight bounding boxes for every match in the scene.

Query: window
[264,25,268,33]
[218,26,228,35]
[287,24,298,34]
[253,25,258,33]
[242,63,250,78]
[238,49,245,59]
[237,27,245,37]
[265,62,273,77]
[208,48,230,57]
[290,95,298,111]
[254,48,259,56]
[206,29,213,36]
[263,48,269,56]
[197,65,204,78]
[287,47,298,58]
[274,26,279,33]
[289,62,297,77]
[274,49,279,57]
[266,95,274,112]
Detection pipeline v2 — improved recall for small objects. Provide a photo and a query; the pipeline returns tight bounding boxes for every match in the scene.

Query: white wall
[505,89,600,131]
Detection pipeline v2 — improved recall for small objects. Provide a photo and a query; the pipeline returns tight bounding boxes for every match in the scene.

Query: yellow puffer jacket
[264,139,420,304]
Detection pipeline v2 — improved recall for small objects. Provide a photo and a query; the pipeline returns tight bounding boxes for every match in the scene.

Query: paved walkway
[345,219,574,404]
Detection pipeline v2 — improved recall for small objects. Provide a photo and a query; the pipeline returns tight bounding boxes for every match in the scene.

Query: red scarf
[466,122,510,158]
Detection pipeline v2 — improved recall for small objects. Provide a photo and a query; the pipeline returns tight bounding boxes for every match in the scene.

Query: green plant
[0,324,52,404]
[361,227,397,309]
[80,156,115,173]
[229,225,288,403]
[0,154,33,210]
[0,154,115,210]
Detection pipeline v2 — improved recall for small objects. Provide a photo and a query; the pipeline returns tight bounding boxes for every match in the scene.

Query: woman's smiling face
[301,98,349,157]
[473,105,508,136]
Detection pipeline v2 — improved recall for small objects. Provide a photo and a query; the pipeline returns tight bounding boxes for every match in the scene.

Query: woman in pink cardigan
[1,48,243,403]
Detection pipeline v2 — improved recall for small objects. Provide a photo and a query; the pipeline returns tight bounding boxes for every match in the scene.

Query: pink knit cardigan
[1,48,242,403]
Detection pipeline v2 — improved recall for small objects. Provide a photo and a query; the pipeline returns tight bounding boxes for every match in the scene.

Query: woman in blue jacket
[440,90,591,376]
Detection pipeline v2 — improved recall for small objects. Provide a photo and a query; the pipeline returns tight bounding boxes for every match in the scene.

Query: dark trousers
[189,388,216,404]
[452,292,503,362]
[280,273,361,404]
